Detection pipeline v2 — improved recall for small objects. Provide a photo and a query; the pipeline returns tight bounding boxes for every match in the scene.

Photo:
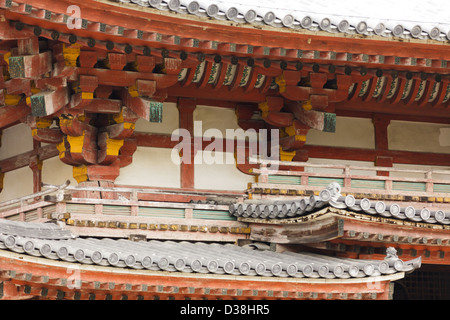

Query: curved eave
[98,0,450,48]
[4,0,450,66]
[0,248,403,300]
[242,206,450,245]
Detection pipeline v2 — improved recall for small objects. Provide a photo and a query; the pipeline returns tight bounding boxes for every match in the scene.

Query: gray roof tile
[116,0,450,41]
[0,218,420,279]
[231,182,450,225]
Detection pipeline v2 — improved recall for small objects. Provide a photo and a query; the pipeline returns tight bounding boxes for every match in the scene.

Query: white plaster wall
[134,102,179,134]
[115,147,180,188]
[439,128,450,147]
[0,123,33,160]
[117,105,255,191]
[42,157,77,186]
[305,116,375,149]
[388,121,450,154]
[0,167,33,202]
[194,151,254,191]
[194,105,252,141]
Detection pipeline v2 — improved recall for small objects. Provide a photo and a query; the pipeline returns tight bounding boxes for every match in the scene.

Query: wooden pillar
[29,145,42,194]
[373,115,392,176]
[177,98,196,189]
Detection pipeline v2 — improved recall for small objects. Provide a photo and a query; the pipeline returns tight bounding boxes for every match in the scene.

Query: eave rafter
[0,0,449,175]
[1,0,449,114]
[3,0,450,71]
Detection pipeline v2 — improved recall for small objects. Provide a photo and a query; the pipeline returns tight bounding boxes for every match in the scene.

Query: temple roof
[0,218,420,279]
[231,182,450,225]
[117,0,450,41]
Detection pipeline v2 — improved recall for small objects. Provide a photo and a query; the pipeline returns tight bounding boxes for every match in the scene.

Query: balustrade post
[131,205,139,216]
[94,204,103,214]
[343,166,351,188]
[425,171,433,193]
[185,208,193,219]
[259,163,269,184]
[384,179,393,191]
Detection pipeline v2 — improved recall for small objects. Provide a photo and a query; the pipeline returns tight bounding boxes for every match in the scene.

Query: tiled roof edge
[116,0,450,42]
[230,182,450,225]
[0,220,421,279]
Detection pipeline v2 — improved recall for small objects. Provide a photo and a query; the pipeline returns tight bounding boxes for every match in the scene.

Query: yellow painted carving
[31,81,41,94]
[31,87,41,94]
[241,227,252,234]
[4,94,21,105]
[36,117,53,128]
[279,148,296,161]
[73,165,88,184]
[63,43,81,67]
[123,122,135,130]
[81,92,94,100]
[2,52,11,81]
[3,52,10,65]
[128,85,139,98]
[77,114,86,122]
[106,137,124,156]
[258,101,269,118]
[295,135,307,142]
[285,125,296,136]
[67,132,85,153]
[275,74,286,93]
[301,100,312,111]
[113,109,124,124]
[59,117,73,129]
[56,140,66,159]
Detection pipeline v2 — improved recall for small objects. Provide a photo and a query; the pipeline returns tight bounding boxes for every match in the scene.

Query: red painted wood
[303,145,450,166]
[336,98,450,118]
[32,128,63,144]
[8,0,450,65]
[0,253,393,300]
[372,115,390,151]
[375,156,393,177]
[177,98,196,189]
[264,112,294,127]
[0,103,30,128]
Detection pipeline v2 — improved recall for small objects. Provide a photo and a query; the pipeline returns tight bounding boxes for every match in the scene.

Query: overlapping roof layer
[231,182,450,225]
[0,218,420,279]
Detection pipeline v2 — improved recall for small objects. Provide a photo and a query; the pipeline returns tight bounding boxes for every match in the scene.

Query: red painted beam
[167,83,268,103]
[303,144,450,167]
[177,98,196,189]
[0,102,30,129]
[6,0,450,64]
[336,99,450,119]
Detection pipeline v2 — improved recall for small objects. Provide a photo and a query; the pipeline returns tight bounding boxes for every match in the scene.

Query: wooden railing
[0,182,245,219]
[250,157,450,196]
[0,182,248,242]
